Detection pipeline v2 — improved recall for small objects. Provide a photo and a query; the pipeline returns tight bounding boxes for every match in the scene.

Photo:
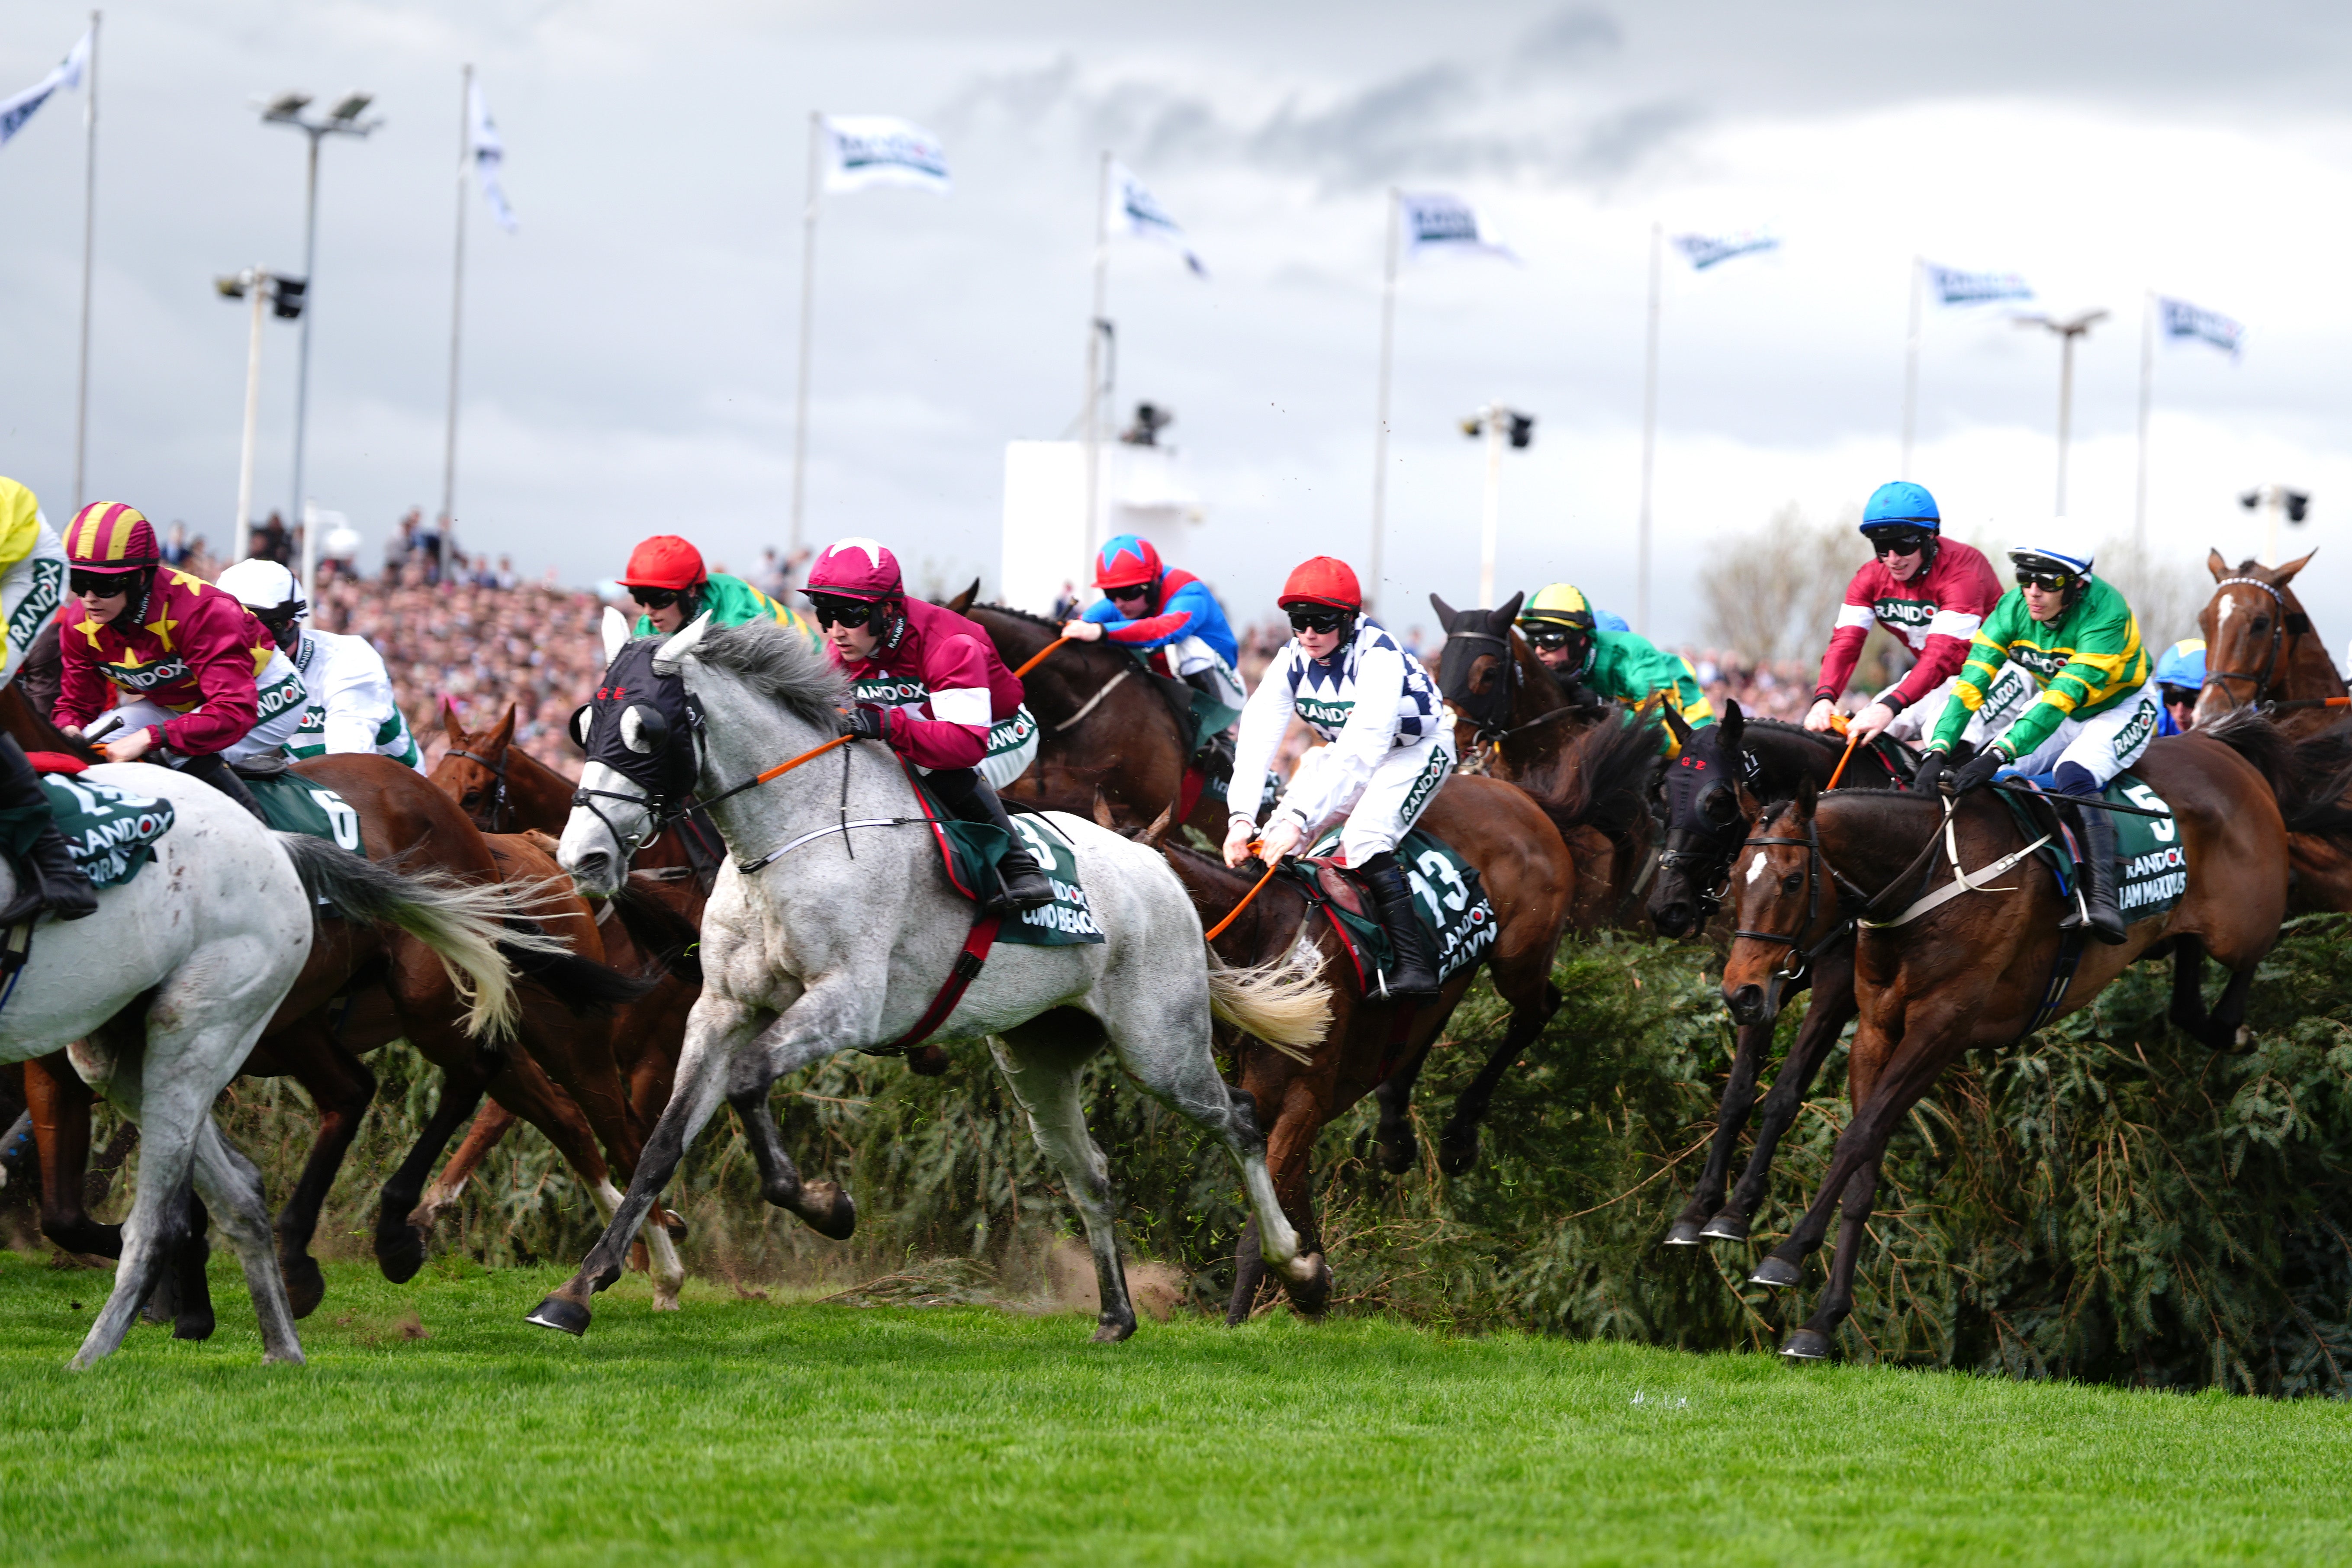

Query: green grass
[2,1256,2346,1565]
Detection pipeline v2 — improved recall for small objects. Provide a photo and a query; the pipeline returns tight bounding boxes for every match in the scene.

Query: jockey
[1063,531,1247,739]
[0,479,93,920]
[1227,556,1455,1002]
[1804,481,2004,744]
[216,557,424,771]
[53,502,309,822]
[1515,583,1714,733]
[1917,529,2159,946]
[2153,638,2205,736]
[619,535,816,641]
[804,536,1053,913]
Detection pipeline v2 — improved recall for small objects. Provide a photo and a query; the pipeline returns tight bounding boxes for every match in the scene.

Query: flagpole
[71,10,100,512]
[234,270,264,570]
[440,64,470,567]
[1900,255,1921,481]
[1367,188,1400,617]
[1081,149,1111,584]
[789,111,822,559]
[2133,290,2153,560]
[1636,220,1661,637]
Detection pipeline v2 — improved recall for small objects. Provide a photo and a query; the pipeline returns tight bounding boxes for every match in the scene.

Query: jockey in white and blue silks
[1225,554,1455,1001]
[216,558,424,772]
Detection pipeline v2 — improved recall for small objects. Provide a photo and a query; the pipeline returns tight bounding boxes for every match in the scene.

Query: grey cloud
[1517,6,1624,66]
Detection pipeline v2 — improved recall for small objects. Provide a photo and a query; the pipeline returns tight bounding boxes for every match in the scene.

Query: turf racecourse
[2,1256,2345,1565]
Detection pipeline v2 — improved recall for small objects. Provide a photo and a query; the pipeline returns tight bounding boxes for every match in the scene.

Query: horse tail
[1524,701,1667,842]
[497,921,666,1015]
[275,834,568,1040]
[1204,945,1330,1065]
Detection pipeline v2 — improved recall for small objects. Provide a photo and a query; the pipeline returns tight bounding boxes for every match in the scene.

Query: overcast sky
[5,1,2351,646]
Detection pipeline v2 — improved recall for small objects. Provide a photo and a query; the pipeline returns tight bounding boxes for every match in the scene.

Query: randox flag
[1398,192,1518,262]
[1110,161,1205,277]
[469,78,518,232]
[1924,262,2033,307]
[1670,228,1779,270]
[2158,296,2245,358]
[0,29,89,148]
[821,115,951,195]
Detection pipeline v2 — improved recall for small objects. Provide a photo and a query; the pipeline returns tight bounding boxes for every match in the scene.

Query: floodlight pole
[2133,291,2153,560]
[1368,187,1400,616]
[1636,220,1661,636]
[70,10,100,513]
[2018,309,2107,516]
[1479,402,1504,608]
[440,65,470,562]
[790,111,822,557]
[234,271,267,563]
[1900,255,1922,480]
[1081,150,1112,585]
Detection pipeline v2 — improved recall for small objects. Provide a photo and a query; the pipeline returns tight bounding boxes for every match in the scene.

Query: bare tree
[1700,503,1860,667]
[2097,540,2204,654]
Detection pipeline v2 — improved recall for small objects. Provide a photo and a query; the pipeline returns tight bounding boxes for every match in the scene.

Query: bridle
[444,745,512,833]
[1735,814,1876,985]
[2202,575,2311,709]
[1443,626,1581,773]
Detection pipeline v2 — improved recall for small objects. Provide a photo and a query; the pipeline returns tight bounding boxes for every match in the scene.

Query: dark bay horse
[1171,772,1576,1322]
[1645,703,1910,1250]
[1723,720,2291,1359]
[2193,551,2344,737]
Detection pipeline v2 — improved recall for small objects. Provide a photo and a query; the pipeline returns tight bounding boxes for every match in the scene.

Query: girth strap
[876,913,1003,1053]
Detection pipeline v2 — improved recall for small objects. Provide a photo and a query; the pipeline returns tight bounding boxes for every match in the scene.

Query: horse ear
[1720,701,1744,755]
[1795,771,1818,819]
[602,605,633,666]
[2276,549,2319,587]
[652,610,714,677]
[1142,799,1175,847]
[490,704,517,753]
[2207,548,2231,583]
[1496,590,1524,624]
[1092,787,1117,831]
[1429,592,1458,627]
[441,699,464,743]
[945,578,980,615]
[1661,705,1693,749]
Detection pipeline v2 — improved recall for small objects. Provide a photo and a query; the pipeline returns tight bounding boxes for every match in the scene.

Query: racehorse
[0,760,541,1367]
[1167,770,1577,1322]
[530,615,1334,1343]
[2193,551,2345,737]
[1722,718,2291,1359]
[1644,703,1909,1249]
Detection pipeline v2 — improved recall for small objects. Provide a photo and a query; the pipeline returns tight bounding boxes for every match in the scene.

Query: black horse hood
[578,638,700,799]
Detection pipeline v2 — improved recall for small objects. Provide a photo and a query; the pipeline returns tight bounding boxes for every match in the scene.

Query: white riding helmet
[216,557,305,616]
[2008,521,2095,583]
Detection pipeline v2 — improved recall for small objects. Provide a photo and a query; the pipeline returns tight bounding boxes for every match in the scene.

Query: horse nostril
[1725,984,1763,1024]
[1653,902,1691,937]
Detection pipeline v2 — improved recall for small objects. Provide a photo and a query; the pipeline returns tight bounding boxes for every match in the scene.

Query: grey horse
[531,613,1333,1341]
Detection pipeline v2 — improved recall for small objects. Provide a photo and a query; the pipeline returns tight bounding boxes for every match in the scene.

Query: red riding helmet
[1094,533,1162,592]
[618,535,708,592]
[1277,556,1362,613]
[805,536,904,602]
[64,502,161,573]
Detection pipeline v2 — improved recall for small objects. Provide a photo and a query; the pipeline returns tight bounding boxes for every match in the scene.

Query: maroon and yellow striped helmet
[64,502,161,573]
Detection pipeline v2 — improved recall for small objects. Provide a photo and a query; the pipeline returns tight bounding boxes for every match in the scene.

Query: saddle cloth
[1281,826,1499,992]
[5,757,174,888]
[905,767,1103,947]
[241,771,367,855]
[1998,771,2187,924]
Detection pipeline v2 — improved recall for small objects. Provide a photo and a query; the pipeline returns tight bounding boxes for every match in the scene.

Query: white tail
[1205,944,1332,1065]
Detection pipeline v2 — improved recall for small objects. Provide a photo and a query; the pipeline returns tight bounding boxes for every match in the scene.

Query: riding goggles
[1524,627,1588,654]
[68,568,139,597]
[807,594,877,629]
[627,585,685,611]
[2161,683,2197,707]
[1107,583,1152,603]
[1286,606,1350,634]
[2015,570,2076,593]
[1866,530,1930,558]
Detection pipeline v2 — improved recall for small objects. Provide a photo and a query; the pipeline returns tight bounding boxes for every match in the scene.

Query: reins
[445,744,512,832]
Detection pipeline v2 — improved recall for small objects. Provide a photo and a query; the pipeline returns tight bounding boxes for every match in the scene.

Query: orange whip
[752,732,852,786]
[1203,845,1279,942]
[1013,638,1071,679]
[1825,729,1863,792]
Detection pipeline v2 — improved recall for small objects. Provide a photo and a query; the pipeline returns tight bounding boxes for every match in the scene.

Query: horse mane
[975,600,1061,632]
[690,621,849,731]
[1526,705,1666,841]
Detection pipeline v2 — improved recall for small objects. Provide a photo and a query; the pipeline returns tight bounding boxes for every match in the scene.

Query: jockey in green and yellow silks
[618,535,816,642]
[1517,582,1713,749]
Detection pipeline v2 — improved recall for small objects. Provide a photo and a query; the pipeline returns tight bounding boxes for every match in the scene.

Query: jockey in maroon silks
[803,535,1052,912]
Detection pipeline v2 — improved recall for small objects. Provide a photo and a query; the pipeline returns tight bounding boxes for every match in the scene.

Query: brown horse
[2193,551,2344,736]
[1172,770,1577,1322]
[1722,718,2291,1359]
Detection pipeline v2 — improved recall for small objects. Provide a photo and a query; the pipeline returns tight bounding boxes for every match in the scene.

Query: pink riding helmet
[805,536,904,602]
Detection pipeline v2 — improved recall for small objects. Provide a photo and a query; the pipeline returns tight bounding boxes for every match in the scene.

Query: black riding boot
[1356,850,1441,1002]
[2062,802,2128,946]
[179,752,269,824]
[927,768,1053,913]
[0,734,96,921]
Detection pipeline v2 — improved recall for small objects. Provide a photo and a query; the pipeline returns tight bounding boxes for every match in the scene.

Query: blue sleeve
[1080,599,1120,627]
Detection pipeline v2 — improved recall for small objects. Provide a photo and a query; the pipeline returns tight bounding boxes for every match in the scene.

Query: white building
[999,439,1202,615]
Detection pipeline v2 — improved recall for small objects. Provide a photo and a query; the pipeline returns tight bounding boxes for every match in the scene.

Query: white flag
[1923,262,2033,307]
[468,79,517,232]
[1398,192,1519,262]
[2158,296,2245,358]
[1110,162,1205,276]
[0,30,89,149]
[1670,228,1779,271]
[821,116,951,196]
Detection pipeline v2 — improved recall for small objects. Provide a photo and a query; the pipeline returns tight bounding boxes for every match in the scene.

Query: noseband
[1735,816,1874,984]
[2202,575,2311,708]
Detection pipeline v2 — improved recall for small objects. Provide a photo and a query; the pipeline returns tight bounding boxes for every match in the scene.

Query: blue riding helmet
[2153,638,2206,692]
[1860,480,1941,534]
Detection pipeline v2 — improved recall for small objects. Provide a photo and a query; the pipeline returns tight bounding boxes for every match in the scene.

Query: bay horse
[2193,551,2344,736]
[1170,769,1577,1323]
[532,616,1333,1343]
[1644,703,1909,1249]
[1723,718,2291,1359]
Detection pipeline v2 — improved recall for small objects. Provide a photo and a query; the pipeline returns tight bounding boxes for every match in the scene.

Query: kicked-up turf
[0,1253,2346,1566]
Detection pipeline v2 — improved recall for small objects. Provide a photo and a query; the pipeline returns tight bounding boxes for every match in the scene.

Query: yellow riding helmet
[1518,582,1597,633]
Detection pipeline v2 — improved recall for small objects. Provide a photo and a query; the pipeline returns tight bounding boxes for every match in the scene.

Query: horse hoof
[1436,1128,1479,1178]
[907,1045,951,1077]
[1091,1314,1136,1344]
[173,1306,216,1342]
[1284,1253,1333,1317]
[660,1208,689,1241]
[1663,1220,1706,1248]
[1375,1131,1419,1175]
[281,1255,326,1320]
[1699,1213,1751,1243]
[1780,1327,1833,1361]
[375,1222,427,1285]
[796,1183,857,1242]
[525,1295,592,1336]
[653,1288,681,1313]
[1749,1255,1803,1289]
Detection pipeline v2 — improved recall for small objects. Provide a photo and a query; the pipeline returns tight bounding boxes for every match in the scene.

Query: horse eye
[1781,872,1804,895]
[1702,791,1737,824]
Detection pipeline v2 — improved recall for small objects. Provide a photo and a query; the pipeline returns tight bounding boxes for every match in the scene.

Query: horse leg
[989,1022,1136,1343]
[273,1027,378,1318]
[1265,1083,1330,1317]
[24,1050,118,1258]
[1371,1055,1428,1175]
[188,1115,304,1365]
[727,1082,857,1240]
[1437,981,1564,1176]
[410,1101,518,1234]
[1665,1012,1778,1247]
[2170,938,2258,1054]
[373,1069,486,1283]
[1782,1156,1883,1361]
[1223,1217,1269,1327]
[1707,968,1859,1242]
[66,1038,202,1368]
